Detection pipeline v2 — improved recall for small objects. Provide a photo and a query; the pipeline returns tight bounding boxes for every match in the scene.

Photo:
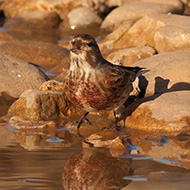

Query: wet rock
[115,14,190,51]
[125,91,190,134]
[132,51,190,97]
[101,1,184,33]
[8,116,57,136]
[8,81,83,121]
[103,46,155,66]
[85,129,119,148]
[0,53,48,99]
[66,7,102,29]
[0,40,69,70]
[9,116,80,151]
[62,148,132,190]
[132,134,190,169]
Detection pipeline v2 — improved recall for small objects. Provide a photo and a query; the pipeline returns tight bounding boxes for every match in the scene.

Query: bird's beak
[71,40,82,51]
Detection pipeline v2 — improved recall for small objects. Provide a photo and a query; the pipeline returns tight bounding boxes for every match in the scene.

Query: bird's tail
[129,67,149,96]
[125,66,149,76]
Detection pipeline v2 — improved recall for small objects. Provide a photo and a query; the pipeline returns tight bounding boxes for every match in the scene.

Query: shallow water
[0,117,190,190]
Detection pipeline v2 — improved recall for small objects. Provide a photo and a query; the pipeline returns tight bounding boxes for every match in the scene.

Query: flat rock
[0,40,69,70]
[67,7,102,29]
[115,14,190,51]
[125,91,190,134]
[0,53,48,98]
[132,51,190,97]
[101,1,184,33]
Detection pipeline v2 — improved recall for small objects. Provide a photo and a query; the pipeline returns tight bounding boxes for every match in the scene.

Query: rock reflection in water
[62,148,133,190]
[7,116,81,151]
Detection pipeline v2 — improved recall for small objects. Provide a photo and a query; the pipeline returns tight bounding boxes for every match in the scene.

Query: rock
[8,87,84,121]
[9,116,80,151]
[0,53,48,99]
[132,51,190,97]
[1,0,106,20]
[0,40,69,70]
[99,21,135,50]
[103,46,155,66]
[8,116,57,136]
[154,25,190,52]
[101,1,184,33]
[40,80,65,92]
[115,14,190,51]
[107,0,184,8]
[85,130,119,148]
[0,30,18,44]
[125,91,190,134]
[66,7,102,29]
[8,80,84,121]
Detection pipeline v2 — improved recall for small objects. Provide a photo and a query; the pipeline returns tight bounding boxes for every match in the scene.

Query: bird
[64,34,145,131]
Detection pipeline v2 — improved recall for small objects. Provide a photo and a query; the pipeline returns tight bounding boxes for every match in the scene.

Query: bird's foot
[76,130,94,147]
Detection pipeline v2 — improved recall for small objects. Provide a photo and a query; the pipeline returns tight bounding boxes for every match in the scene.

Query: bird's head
[70,34,103,67]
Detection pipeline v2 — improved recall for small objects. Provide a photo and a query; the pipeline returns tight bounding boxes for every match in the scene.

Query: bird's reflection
[62,147,133,190]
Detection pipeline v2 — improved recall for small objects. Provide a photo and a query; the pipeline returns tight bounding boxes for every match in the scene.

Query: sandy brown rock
[154,25,190,52]
[99,21,135,50]
[0,40,69,70]
[9,116,80,151]
[132,51,190,97]
[0,53,48,99]
[104,46,155,66]
[107,0,184,8]
[67,7,102,28]
[0,30,18,44]
[1,0,107,20]
[115,14,190,51]
[125,91,190,134]
[101,1,184,33]
[8,87,84,122]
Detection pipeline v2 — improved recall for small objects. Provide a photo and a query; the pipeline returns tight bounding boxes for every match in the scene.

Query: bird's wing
[100,64,134,88]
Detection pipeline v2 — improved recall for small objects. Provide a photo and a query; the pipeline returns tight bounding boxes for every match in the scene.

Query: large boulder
[0,53,48,99]
[125,91,190,134]
[8,81,84,121]
[0,40,69,70]
[132,51,190,97]
[67,7,102,29]
[103,45,155,66]
[114,14,190,52]
[101,1,184,33]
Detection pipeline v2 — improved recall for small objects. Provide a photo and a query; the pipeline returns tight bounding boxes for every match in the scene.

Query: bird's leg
[77,112,89,130]
[111,110,125,131]
[76,112,94,146]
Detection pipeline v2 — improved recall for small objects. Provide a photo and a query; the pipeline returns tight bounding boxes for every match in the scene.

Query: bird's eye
[87,42,93,47]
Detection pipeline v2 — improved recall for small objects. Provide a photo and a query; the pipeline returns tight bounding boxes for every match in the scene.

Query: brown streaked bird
[65,34,144,130]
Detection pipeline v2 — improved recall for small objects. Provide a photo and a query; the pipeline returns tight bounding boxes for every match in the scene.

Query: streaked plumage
[65,34,144,129]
